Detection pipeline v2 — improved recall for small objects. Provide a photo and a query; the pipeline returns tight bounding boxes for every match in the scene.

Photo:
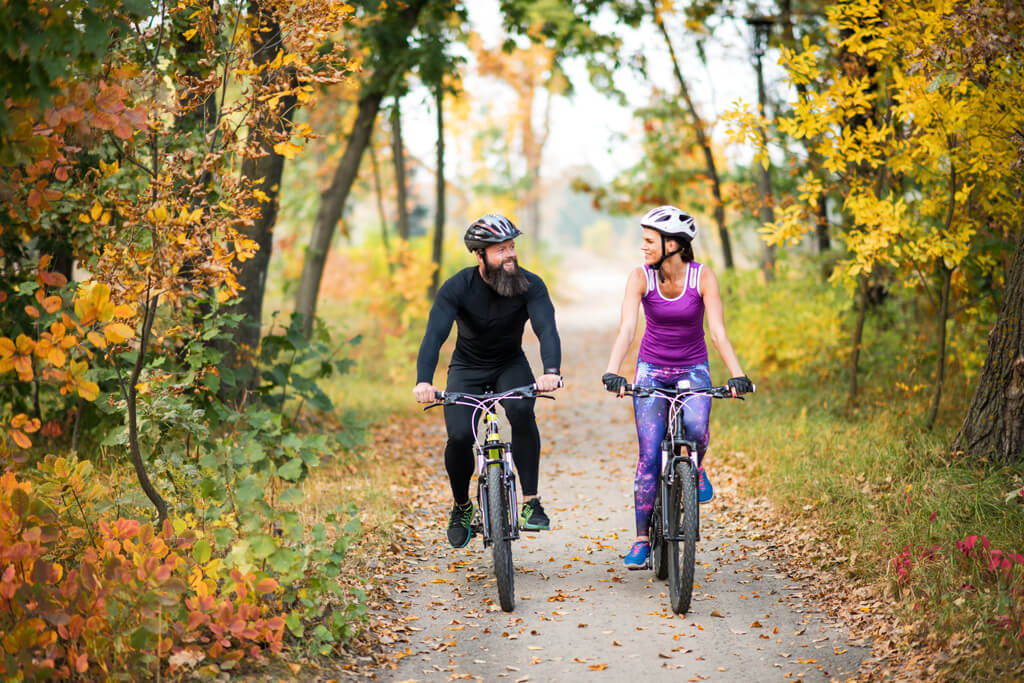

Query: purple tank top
[638,262,708,367]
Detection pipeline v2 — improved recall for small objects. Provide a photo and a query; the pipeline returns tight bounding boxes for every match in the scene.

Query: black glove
[728,376,754,395]
[602,373,628,393]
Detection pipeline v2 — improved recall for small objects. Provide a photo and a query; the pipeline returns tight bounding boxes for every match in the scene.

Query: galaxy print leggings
[632,360,712,537]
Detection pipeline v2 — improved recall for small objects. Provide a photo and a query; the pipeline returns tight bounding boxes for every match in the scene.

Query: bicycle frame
[476,401,519,546]
[628,383,736,544]
[427,385,553,546]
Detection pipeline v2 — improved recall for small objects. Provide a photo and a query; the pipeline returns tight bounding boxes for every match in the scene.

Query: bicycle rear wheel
[487,463,515,612]
[651,486,668,579]
[667,458,698,614]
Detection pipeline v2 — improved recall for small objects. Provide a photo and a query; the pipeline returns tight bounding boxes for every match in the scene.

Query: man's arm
[525,275,561,384]
[413,278,459,401]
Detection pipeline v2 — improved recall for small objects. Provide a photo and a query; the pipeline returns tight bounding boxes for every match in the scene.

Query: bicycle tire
[487,463,515,612]
[651,486,668,579]
[667,458,698,615]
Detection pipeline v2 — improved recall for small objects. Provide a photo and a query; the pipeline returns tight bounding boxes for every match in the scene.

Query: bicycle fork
[476,410,519,546]
[659,437,701,543]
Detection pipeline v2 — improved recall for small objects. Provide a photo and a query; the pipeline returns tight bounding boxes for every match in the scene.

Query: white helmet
[640,205,697,241]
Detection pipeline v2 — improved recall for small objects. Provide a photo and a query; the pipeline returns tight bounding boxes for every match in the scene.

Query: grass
[709,355,1024,680]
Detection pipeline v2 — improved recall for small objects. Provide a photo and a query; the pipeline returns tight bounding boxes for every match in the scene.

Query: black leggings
[443,357,539,505]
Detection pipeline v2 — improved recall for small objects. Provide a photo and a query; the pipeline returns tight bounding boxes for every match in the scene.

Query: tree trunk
[429,83,446,299]
[294,91,382,337]
[815,194,831,253]
[121,293,169,524]
[926,262,952,430]
[849,274,868,399]
[650,1,733,269]
[953,229,1024,462]
[293,0,427,339]
[224,0,297,400]
[392,101,410,240]
[369,141,393,273]
[754,50,776,280]
[781,0,830,256]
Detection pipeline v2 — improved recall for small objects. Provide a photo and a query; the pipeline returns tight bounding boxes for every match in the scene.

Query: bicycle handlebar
[424,382,558,410]
[617,384,746,400]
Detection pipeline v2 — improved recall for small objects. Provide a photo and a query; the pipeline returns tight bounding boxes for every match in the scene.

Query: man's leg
[442,365,487,547]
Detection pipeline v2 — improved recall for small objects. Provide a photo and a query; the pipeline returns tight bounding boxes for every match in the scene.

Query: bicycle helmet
[640,205,697,282]
[464,213,522,252]
[640,205,697,240]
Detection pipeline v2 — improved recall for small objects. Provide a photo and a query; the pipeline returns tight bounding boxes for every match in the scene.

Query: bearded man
[413,214,562,548]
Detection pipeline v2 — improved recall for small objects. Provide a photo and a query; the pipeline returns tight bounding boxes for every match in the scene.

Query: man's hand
[413,382,439,403]
[536,373,562,392]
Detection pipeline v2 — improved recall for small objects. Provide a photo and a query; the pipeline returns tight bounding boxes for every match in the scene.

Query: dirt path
[355,253,871,682]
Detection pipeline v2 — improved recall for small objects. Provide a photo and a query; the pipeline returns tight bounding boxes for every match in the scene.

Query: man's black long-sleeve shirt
[416,266,561,384]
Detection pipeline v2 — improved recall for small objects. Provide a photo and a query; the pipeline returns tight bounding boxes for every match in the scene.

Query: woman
[602,205,753,569]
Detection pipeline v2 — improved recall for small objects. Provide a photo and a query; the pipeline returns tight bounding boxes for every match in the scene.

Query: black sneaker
[447,502,474,548]
[520,498,550,531]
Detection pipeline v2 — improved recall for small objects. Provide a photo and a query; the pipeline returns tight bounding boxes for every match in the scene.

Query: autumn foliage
[0,0,369,675]
[0,459,294,677]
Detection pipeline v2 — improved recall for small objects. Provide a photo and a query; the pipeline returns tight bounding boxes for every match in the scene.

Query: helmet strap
[653,235,683,282]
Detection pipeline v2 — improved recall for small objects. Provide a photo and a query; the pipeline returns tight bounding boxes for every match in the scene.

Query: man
[413,213,562,548]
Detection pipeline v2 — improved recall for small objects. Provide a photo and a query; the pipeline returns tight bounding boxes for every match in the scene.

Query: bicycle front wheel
[487,463,515,612]
[667,458,698,615]
[651,486,668,579]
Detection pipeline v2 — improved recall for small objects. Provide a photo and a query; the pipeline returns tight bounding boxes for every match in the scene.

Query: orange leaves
[8,414,41,449]
[0,464,289,677]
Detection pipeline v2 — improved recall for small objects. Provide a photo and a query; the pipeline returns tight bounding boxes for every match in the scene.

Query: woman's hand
[602,373,628,395]
[727,376,754,397]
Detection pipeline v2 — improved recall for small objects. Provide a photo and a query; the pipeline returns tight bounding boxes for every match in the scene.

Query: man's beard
[484,257,529,296]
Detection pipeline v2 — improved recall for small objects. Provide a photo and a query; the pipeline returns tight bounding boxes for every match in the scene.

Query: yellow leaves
[99,159,119,177]
[175,206,203,225]
[74,282,116,325]
[146,204,169,224]
[69,360,100,402]
[273,141,303,160]
[79,201,111,225]
[104,323,135,344]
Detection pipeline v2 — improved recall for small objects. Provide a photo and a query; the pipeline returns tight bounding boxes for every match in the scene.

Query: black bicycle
[426,384,555,612]
[611,381,748,614]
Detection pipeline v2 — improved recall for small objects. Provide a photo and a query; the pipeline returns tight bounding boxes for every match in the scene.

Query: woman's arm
[700,267,745,378]
[604,267,646,375]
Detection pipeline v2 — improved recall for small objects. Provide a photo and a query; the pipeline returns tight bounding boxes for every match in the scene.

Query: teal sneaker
[447,501,474,548]
[697,466,714,504]
[624,540,650,569]
[520,497,550,530]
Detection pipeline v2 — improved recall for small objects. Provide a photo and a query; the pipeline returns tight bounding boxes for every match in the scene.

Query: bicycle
[425,384,556,612]
[610,380,749,614]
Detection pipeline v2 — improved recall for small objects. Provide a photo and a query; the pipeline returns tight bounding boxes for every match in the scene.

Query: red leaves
[94,84,127,114]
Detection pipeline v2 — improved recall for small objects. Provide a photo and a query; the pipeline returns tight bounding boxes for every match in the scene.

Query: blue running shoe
[624,540,650,569]
[698,466,714,504]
